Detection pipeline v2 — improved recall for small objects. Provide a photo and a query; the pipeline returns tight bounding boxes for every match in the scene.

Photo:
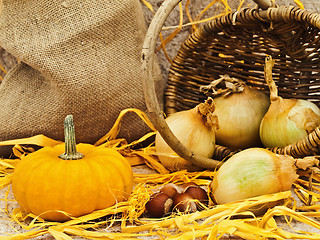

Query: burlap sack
[0,0,164,156]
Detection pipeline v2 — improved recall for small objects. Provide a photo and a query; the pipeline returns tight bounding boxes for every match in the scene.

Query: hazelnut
[179,182,198,192]
[145,192,173,218]
[182,182,198,188]
[184,185,209,205]
[173,192,197,213]
[159,183,179,198]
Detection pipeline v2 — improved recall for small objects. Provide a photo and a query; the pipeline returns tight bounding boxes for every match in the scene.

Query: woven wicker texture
[165,5,320,160]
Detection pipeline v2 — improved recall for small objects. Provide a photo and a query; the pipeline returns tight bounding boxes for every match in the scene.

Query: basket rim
[141,0,320,169]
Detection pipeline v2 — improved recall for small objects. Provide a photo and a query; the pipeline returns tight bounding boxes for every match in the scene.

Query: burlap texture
[0,0,164,155]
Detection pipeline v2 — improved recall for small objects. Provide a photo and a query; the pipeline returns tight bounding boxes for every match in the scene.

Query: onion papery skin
[214,86,269,149]
[155,101,217,172]
[210,148,298,206]
[260,98,320,148]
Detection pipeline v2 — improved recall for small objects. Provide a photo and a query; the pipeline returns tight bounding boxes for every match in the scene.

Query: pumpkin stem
[59,115,84,160]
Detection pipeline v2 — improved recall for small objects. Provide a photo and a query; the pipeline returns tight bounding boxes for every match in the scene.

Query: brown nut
[178,182,198,192]
[184,185,209,205]
[145,192,173,218]
[173,192,197,213]
[159,183,179,199]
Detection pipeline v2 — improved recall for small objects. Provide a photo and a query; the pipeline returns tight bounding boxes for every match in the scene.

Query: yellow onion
[155,98,219,172]
[260,56,320,148]
[209,148,318,214]
[200,75,269,149]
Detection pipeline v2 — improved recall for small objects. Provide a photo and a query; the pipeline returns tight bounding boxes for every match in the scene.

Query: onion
[209,148,319,214]
[200,75,270,149]
[155,98,219,172]
[260,56,320,148]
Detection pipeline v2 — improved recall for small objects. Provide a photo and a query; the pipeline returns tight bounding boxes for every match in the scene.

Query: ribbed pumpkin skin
[12,143,133,222]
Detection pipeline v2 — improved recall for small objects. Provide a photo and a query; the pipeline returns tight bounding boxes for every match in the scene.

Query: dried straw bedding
[0,0,320,239]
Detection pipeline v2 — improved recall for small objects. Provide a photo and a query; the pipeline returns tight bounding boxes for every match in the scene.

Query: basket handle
[141,0,221,170]
[252,0,273,10]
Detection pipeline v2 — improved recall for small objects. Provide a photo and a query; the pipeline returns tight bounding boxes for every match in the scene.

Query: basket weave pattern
[165,5,320,159]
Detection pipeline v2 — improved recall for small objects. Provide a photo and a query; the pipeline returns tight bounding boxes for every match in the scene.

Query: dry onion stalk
[209,147,319,215]
[259,56,320,148]
[200,75,270,149]
[155,98,219,172]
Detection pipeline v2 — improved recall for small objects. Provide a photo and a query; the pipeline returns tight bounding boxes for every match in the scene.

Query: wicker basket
[141,0,320,169]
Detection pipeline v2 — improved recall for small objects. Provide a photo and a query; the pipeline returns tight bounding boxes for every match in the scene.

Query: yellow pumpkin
[12,115,134,222]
